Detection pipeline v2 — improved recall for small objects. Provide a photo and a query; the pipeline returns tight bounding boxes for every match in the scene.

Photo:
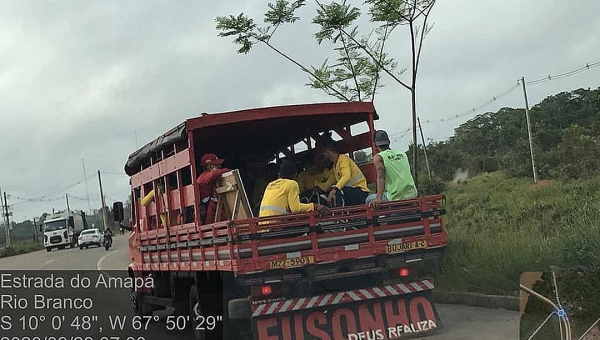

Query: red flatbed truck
[111,101,448,340]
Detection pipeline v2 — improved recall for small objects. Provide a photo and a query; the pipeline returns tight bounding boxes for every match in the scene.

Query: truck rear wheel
[188,285,206,340]
[46,247,51,252]
[131,291,153,317]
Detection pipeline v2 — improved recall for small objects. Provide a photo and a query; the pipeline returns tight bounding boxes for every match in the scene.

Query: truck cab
[114,101,448,340]
[42,210,89,252]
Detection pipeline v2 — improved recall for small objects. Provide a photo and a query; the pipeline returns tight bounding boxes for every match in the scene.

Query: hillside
[410,86,600,184]
[435,172,600,296]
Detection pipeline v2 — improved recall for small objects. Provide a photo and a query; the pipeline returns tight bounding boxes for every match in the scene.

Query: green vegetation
[410,87,600,182]
[434,172,600,296]
[0,239,44,258]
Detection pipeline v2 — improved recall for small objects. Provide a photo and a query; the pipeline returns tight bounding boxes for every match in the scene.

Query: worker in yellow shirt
[297,151,336,204]
[321,141,370,207]
[259,160,329,222]
[140,181,168,228]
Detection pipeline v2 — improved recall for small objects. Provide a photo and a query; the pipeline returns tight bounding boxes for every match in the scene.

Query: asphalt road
[0,235,519,339]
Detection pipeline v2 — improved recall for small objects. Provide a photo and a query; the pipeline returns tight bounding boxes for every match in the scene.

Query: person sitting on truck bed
[366,130,418,209]
[259,160,329,223]
[320,141,370,207]
[196,153,231,224]
[297,150,335,205]
[140,181,168,228]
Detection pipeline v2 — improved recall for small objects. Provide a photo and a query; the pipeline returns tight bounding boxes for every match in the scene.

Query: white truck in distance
[42,210,89,252]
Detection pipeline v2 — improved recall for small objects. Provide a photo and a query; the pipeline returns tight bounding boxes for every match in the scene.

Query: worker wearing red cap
[196,153,231,224]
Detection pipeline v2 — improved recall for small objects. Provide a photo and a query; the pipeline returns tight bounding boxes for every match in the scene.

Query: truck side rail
[134,195,447,275]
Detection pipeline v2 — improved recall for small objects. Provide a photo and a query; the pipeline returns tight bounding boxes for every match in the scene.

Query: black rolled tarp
[124,122,187,176]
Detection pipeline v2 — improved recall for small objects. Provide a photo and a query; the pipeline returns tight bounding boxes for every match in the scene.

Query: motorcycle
[104,233,113,251]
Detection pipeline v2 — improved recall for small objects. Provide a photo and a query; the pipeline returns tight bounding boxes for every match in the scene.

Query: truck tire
[188,285,206,340]
[46,247,51,252]
[131,291,153,317]
[228,298,251,320]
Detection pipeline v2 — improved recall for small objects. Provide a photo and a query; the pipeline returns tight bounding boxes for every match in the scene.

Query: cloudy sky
[1,0,599,222]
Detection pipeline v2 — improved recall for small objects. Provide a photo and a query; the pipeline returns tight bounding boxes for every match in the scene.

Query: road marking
[41,260,55,269]
[97,252,113,271]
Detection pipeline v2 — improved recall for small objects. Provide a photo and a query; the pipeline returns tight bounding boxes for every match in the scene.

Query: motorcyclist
[104,227,114,246]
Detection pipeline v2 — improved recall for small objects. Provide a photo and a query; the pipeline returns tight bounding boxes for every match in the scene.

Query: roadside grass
[436,172,600,296]
[0,240,44,258]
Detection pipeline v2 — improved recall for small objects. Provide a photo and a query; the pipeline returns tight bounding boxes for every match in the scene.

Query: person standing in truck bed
[366,130,418,209]
[140,180,167,229]
[196,153,231,224]
[259,160,328,221]
[320,141,370,207]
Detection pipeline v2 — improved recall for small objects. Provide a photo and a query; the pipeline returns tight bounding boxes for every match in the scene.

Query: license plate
[269,256,315,269]
[387,240,427,254]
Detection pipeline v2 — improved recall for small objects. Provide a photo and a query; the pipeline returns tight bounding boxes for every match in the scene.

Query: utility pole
[82,159,91,212]
[520,77,539,183]
[66,194,71,215]
[0,186,5,247]
[417,117,432,181]
[412,124,418,188]
[3,191,11,249]
[97,170,108,231]
[33,217,38,242]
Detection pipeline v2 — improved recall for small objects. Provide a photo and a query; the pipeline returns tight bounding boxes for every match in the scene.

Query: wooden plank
[214,169,254,221]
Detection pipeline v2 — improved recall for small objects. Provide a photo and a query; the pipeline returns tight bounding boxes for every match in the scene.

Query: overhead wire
[387,57,600,143]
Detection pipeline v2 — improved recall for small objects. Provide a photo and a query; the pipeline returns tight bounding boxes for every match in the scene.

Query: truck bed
[133,195,447,281]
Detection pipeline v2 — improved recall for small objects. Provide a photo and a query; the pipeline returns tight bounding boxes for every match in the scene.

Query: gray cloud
[1,0,599,221]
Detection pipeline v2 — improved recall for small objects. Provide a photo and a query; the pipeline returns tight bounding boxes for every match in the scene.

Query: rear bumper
[250,279,441,340]
[79,240,101,246]
[251,279,435,318]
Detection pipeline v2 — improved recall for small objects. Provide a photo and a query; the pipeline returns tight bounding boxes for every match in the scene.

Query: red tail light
[261,285,272,295]
[399,268,410,277]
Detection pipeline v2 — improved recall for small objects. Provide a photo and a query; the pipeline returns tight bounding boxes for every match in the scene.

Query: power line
[9,174,99,204]
[104,195,122,202]
[68,194,101,202]
[99,171,128,177]
[524,60,600,86]
[387,57,600,142]
[423,83,520,125]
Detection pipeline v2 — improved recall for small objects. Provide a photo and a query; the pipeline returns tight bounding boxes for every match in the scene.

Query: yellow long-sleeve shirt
[259,178,315,218]
[296,166,336,193]
[141,189,167,227]
[332,154,369,192]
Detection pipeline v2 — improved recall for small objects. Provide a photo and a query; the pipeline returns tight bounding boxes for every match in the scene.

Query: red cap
[200,153,224,166]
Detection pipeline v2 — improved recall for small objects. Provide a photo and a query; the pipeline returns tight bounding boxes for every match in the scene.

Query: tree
[311,0,398,101]
[353,150,371,163]
[363,0,437,186]
[215,0,395,101]
[420,86,600,181]
[217,0,438,189]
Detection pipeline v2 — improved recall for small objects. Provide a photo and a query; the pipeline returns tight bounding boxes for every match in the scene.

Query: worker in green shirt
[367,130,418,209]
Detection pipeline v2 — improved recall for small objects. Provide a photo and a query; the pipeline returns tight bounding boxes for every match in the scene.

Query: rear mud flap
[251,280,442,340]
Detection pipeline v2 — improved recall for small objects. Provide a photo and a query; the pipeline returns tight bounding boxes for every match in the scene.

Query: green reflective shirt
[378,149,417,201]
